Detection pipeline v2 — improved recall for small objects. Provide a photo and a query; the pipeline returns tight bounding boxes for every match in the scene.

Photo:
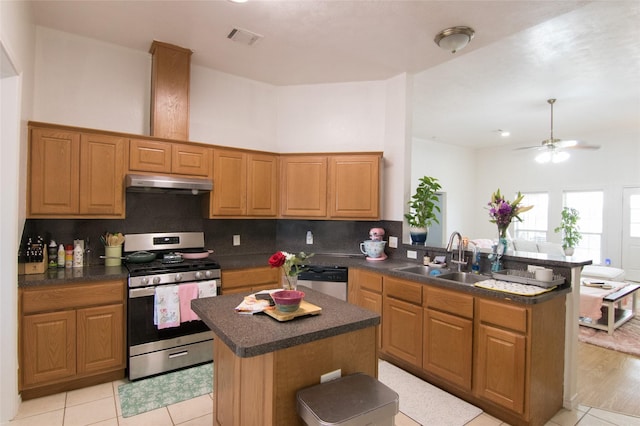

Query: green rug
[118,362,213,418]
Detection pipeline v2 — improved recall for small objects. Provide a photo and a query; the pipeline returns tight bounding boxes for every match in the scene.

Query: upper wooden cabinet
[280,155,328,218]
[280,153,381,219]
[149,41,192,141]
[29,126,126,218]
[210,149,278,217]
[129,139,211,177]
[329,155,380,219]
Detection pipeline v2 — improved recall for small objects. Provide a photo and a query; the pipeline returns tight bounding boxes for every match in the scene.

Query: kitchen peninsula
[191,288,380,426]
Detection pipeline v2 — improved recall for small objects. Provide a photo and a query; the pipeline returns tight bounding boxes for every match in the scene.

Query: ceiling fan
[517,98,600,163]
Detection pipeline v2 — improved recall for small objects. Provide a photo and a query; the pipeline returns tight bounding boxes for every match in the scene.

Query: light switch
[233,235,240,246]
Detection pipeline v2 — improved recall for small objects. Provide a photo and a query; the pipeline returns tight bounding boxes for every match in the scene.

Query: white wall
[275,80,387,153]
[411,137,476,245]
[1,0,36,422]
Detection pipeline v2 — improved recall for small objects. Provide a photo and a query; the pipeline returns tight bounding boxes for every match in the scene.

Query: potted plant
[554,207,581,255]
[404,176,442,244]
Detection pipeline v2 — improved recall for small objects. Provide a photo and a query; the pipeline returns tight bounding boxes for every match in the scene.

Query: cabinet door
[358,288,383,349]
[77,304,125,374]
[247,153,278,216]
[29,128,80,215]
[79,133,126,216]
[22,311,76,387]
[280,156,327,217]
[382,297,422,367]
[212,149,247,216]
[222,266,279,294]
[328,155,380,219]
[129,139,172,173]
[423,308,473,390]
[172,143,211,177]
[475,323,526,414]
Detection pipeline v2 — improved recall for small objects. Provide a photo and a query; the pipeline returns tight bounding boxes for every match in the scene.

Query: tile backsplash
[21,192,402,265]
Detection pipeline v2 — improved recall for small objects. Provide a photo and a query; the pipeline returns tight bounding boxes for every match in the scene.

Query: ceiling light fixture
[434,26,475,53]
[535,149,570,164]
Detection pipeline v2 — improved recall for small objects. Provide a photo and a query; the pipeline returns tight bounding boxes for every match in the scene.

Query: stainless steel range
[124,232,221,380]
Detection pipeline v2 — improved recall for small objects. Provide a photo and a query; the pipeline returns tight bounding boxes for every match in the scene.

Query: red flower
[268,251,286,268]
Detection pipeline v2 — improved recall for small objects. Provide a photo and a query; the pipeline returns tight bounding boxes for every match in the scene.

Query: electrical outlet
[388,236,398,248]
[407,250,417,259]
[233,235,240,246]
[320,369,341,383]
[306,231,313,244]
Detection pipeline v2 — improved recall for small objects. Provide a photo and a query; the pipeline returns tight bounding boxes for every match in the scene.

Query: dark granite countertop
[191,287,380,358]
[19,250,587,303]
[18,265,128,288]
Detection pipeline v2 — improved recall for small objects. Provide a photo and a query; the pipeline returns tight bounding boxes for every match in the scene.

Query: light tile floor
[10,378,640,426]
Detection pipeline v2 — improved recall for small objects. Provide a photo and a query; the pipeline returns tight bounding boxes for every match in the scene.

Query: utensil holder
[105,245,122,266]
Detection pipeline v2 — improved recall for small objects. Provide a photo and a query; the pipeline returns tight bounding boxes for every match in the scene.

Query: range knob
[140,277,150,285]
[205,270,214,278]
[152,276,161,285]
[175,273,183,282]
[195,271,203,280]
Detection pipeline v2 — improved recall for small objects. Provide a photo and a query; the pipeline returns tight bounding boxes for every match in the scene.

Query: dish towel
[197,280,218,298]
[179,283,200,322]
[154,285,180,329]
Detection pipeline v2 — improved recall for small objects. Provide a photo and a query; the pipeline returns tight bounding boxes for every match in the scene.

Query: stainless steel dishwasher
[297,265,349,301]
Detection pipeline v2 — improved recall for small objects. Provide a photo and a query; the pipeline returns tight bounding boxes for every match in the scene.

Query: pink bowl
[271,290,305,312]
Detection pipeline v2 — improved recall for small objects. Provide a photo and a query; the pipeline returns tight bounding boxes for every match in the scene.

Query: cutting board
[263,300,322,322]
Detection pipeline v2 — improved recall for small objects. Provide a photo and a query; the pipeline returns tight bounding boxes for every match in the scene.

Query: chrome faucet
[446,231,466,272]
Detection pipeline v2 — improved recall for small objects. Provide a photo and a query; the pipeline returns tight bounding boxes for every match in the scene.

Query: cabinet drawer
[357,269,383,293]
[477,298,527,333]
[222,266,279,290]
[425,286,473,319]
[384,276,422,305]
[22,281,125,314]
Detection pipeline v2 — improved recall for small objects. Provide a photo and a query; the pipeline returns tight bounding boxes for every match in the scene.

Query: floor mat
[378,360,482,426]
[578,315,640,357]
[118,362,213,418]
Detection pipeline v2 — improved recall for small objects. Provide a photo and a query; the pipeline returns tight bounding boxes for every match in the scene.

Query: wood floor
[577,340,640,416]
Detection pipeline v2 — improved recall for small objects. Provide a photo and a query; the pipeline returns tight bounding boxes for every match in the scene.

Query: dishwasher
[297,265,349,301]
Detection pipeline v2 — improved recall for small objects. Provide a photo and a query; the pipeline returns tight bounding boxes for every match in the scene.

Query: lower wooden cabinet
[350,268,383,349]
[19,280,126,399]
[221,266,280,295]
[382,276,423,368]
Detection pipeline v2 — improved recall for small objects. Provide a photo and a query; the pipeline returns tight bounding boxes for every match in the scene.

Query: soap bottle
[48,240,58,269]
[73,242,83,268]
[471,252,481,274]
[57,244,65,268]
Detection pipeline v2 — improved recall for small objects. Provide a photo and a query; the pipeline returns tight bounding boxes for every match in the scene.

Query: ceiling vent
[227,28,263,46]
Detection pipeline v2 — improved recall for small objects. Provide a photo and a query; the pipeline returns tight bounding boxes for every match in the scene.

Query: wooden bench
[579,283,639,335]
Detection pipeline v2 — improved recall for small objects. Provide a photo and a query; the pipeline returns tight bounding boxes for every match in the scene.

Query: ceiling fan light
[434,26,475,53]
[552,151,570,163]
[535,151,551,163]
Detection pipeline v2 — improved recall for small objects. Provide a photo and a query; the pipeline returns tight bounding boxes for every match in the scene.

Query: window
[514,192,548,242]
[563,191,603,263]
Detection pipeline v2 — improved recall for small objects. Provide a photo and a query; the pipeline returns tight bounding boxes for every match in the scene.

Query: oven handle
[129,287,156,298]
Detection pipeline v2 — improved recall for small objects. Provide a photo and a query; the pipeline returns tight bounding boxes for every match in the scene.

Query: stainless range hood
[126,174,213,195]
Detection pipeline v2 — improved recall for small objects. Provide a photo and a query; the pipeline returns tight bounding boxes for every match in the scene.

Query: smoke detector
[227,28,263,46]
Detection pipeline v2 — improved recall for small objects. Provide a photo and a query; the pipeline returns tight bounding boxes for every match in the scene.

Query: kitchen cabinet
[19,279,126,399]
[280,153,381,219]
[129,138,211,177]
[28,125,126,218]
[210,148,278,217]
[221,266,280,295]
[350,268,383,349]
[423,286,473,391]
[280,155,328,217]
[328,154,380,219]
[382,276,422,368]
[150,41,192,141]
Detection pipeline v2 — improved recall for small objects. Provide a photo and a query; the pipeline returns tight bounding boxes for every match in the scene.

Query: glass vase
[282,273,298,291]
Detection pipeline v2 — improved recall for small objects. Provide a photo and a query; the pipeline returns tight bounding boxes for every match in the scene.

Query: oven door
[128,285,213,348]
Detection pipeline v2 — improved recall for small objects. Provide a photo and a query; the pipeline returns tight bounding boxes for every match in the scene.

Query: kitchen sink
[393,265,450,276]
[436,272,489,285]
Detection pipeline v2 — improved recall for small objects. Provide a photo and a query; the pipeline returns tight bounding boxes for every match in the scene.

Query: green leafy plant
[404,176,442,228]
[554,207,582,249]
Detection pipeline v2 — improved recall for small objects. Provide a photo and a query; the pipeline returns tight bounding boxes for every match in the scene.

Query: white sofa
[511,239,625,280]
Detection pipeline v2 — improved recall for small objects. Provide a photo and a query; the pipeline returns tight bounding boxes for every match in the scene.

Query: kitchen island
[191,287,380,426]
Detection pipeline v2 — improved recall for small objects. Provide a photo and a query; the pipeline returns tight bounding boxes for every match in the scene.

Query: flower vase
[499,237,508,256]
[282,273,298,291]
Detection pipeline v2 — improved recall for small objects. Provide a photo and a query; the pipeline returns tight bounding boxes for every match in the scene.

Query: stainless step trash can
[296,373,399,426]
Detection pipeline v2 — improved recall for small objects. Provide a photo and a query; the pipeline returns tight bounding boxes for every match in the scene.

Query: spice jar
[65,244,73,268]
